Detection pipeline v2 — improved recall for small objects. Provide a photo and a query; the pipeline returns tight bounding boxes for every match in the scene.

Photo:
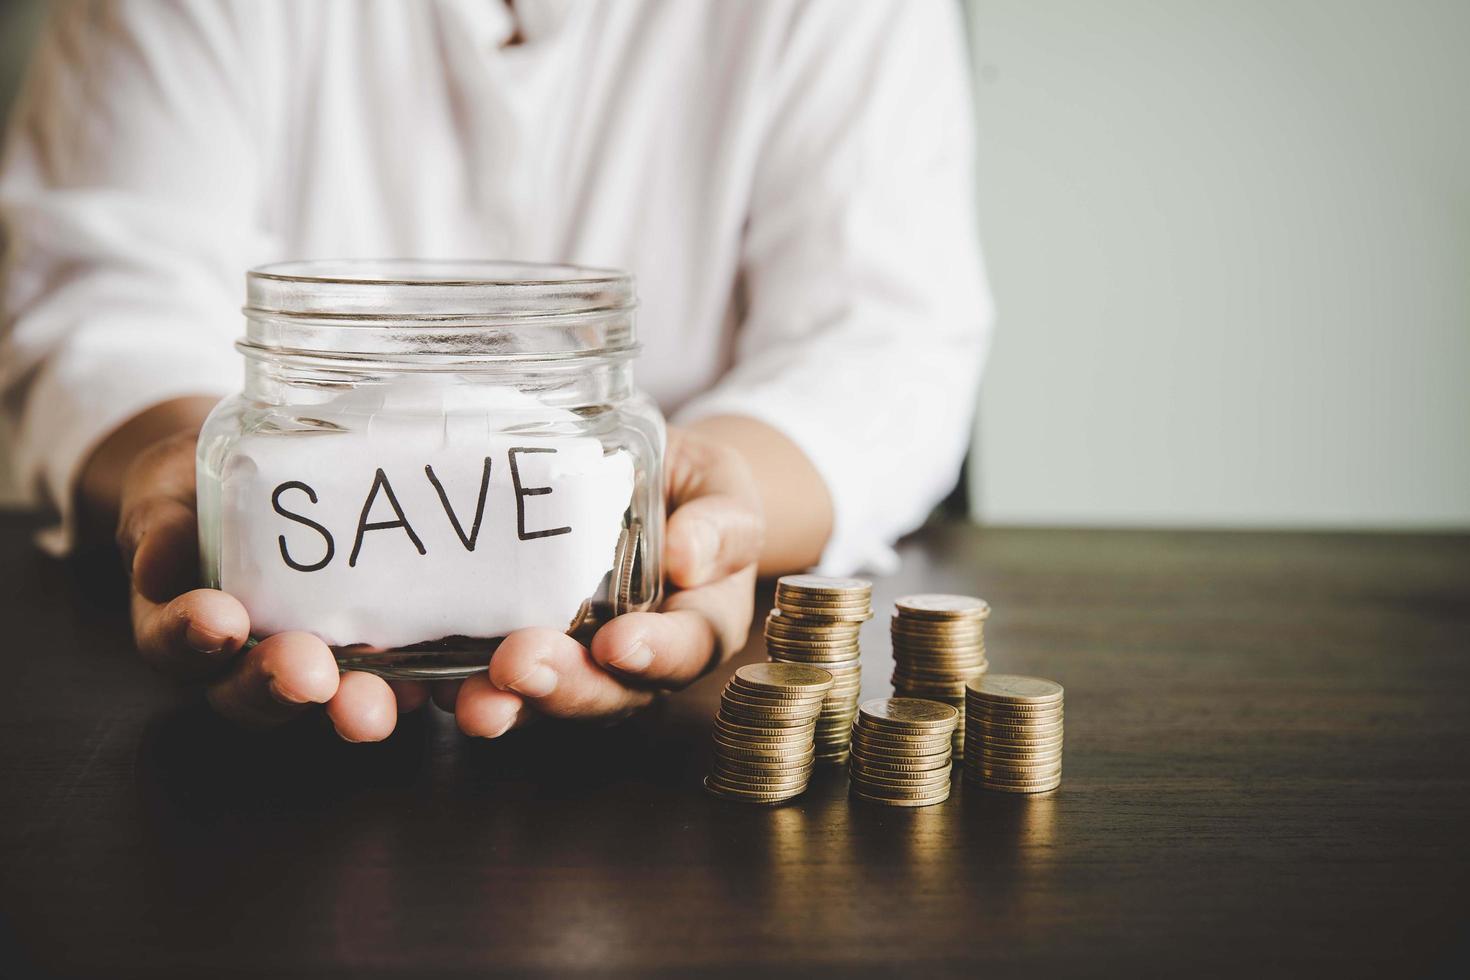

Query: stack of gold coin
[847,697,958,807]
[764,575,872,763]
[705,663,834,804]
[964,674,1064,793]
[889,594,990,759]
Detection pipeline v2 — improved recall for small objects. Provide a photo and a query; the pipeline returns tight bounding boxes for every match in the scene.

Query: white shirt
[0,0,992,573]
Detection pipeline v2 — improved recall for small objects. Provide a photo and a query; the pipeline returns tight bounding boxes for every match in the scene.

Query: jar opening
[243,259,637,361]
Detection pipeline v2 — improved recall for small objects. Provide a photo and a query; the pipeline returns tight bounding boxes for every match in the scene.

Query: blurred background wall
[1,1,1466,528]
[964,0,1469,528]
[0,0,45,505]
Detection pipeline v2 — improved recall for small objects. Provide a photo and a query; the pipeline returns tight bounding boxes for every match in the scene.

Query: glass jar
[196,260,664,679]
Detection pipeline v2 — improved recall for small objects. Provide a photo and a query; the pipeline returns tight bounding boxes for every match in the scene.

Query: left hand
[449,425,764,736]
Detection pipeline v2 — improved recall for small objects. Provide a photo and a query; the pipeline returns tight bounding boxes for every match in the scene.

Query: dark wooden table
[1,512,1467,978]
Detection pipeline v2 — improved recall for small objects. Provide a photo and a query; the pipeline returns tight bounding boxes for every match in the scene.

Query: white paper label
[218,385,633,649]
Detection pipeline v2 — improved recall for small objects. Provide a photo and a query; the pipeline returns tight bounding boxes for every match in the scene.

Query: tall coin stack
[890,595,991,759]
[705,663,834,804]
[848,698,959,807]
[964,674,1064,794]
[764,575,872,763]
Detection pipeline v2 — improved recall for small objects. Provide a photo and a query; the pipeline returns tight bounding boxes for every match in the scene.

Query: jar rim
[249,259,630,290]
[243,258,638,361]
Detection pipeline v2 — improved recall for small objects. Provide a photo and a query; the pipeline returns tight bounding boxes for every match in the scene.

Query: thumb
[663,431,764,589]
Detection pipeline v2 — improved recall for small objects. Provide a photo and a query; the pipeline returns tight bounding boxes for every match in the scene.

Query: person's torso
[241,0,791,411]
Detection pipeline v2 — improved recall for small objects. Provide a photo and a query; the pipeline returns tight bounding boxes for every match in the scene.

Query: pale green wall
[966,0,1470,527]
[0,0,45,504]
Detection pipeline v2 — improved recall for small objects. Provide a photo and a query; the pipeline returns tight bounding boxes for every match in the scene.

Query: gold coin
[852,752,952,775]
[973,721,1062,735]
[968,674,1063,703]
[852,754,951,771]
[851,724,954,744]
[851,784,951,801]
[967,693,1061,709]
[894,594,990,618]
[724,688,823,706]
[973,778,1061,794]
[894,657,987,669]
[733,662,834,692]
[765,648,862,663]
[973,719,1063,733]
[970,748,1064,765]
[895,672,987,685]
[850,727,954,747]
[776,609,873,624]
[852,787,951,807]
[718,713,820,730]
[716,749,817,769]
[971,711,1064,726]
[712,764,816,783]
[976,758,1062,775]
[777,574,872,595]
[766,611,862,629]
[893,659,988,673]
[715,715,815,734]
[892,623,986,635]
[715,715,817,735]
[704,776,804,803]
[777,592,873,608]
[763,634,862,650]
[726,685,828,705]
[969,695,1062,710]
[971,760,1063,776]
[713,760,816,780]
[892,622,986,636]
[850,775,952,795]
[766,655,861,669]
[711,746,817,764]
[973,732,1064,748]
[706,768,812,787]
[850,731,954,751]
[852,731,952,758]
[764,619,862,638]
[764,634,862,649]
[974,709,1064,725]
[858,698,959,732]
[894,667,986,680]
[893,689,973,703]
[765,617,862,634]
[720,697,823,716]
[850,763,953,783]
[709,775,813,796]
[721,691,825,714]
[709,761,815,781]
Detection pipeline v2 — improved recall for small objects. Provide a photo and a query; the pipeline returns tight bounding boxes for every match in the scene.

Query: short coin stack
[848,698,959,807]
[964,674,1064,793]
[705,663,834,804]
[890,595,991,759]
[765,575,872,763]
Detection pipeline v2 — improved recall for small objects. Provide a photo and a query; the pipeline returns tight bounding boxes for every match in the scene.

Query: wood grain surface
[0,512,1466,978]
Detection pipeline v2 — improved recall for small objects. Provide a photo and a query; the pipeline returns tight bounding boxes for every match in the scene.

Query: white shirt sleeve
[674,0,994,574]
[0,1,273,552]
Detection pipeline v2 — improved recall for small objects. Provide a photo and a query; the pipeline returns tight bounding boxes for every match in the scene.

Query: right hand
[117,430,424,739]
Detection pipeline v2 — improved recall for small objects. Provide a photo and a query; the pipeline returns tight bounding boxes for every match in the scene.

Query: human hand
[117,430,424,740]
[451,425,764,736]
